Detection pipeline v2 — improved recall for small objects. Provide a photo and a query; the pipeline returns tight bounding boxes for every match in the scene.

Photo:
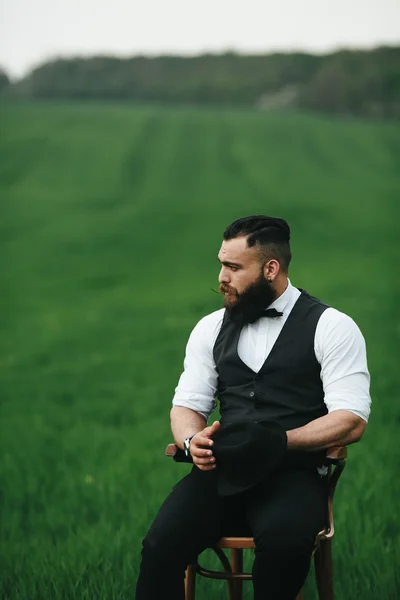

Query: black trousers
[135,465,327,600]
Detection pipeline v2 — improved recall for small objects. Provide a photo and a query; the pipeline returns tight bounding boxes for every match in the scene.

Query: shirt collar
[266,279,295,315]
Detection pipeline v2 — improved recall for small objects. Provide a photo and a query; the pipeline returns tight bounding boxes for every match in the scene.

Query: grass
[1,102,400,599]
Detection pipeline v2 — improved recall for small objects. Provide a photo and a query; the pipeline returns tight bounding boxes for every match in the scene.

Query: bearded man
[135,216,371,600]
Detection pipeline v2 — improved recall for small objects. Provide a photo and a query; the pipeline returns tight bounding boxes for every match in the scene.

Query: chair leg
[185,564,196,600]
[231,548,243,600]
[314,539,334,600]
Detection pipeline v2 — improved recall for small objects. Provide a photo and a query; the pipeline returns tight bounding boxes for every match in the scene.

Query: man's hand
[190,421,220,471]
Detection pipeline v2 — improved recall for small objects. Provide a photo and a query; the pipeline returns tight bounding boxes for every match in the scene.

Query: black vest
[213,291,329,467]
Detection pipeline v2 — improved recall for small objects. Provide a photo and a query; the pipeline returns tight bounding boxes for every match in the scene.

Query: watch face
[184,437,191,455]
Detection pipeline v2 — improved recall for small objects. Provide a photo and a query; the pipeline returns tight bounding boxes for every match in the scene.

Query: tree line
[1,46,399,118]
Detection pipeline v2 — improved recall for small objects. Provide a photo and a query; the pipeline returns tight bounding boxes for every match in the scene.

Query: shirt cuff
[172,398,214,422]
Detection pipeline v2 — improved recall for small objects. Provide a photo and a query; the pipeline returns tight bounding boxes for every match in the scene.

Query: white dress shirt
[172,280,371,423]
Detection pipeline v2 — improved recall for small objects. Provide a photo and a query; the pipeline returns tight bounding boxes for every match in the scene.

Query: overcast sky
[1,0,399,78]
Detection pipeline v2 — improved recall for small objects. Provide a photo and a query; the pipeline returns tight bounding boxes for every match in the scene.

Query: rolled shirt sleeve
[172,310,224,421]
[315,308,371,422]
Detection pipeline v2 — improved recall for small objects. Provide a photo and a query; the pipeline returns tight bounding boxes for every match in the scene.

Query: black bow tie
[264,308,283,318]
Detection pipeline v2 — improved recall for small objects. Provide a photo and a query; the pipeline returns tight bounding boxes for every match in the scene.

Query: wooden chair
[166,443,347,600]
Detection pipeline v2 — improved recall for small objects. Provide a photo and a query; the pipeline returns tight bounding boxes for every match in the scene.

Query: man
[136,216,370,600]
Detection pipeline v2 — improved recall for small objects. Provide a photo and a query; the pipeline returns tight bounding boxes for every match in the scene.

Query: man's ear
[263,259,280,282]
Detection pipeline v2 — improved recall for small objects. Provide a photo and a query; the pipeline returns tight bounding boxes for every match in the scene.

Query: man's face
[218,237,262,306]
[217,237,277,323]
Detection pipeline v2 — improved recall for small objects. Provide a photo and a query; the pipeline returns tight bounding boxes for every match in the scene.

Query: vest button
[249,391,255,397]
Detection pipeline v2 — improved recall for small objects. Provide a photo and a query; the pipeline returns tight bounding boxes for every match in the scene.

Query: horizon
[3,43,399,82]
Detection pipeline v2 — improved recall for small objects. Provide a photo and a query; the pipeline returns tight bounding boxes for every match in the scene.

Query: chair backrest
[319,446,347,540]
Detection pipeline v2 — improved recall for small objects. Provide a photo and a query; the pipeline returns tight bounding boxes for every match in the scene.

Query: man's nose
[218,267,230,284]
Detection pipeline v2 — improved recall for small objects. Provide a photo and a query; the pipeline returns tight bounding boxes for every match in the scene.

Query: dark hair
[223,216,292,272]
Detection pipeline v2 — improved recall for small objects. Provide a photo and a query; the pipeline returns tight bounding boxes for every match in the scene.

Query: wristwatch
[183,435,195,457]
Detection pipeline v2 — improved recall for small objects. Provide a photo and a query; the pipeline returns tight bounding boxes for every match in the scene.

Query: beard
[220,272,278,325]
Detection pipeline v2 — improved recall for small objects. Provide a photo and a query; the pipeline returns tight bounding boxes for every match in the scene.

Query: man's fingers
[194,462,216,471]
[190,424,220,463]
[193,456,216,465]
[210,420,221,433]
[202,420,221,440]
[191,435,214,448]
[193,459,216,471]
[190,446,213,458]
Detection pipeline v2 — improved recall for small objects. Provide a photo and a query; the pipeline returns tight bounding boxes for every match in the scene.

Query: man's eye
[230,266,239,272]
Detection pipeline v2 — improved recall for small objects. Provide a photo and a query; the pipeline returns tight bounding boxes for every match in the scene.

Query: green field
[1,103,399,599]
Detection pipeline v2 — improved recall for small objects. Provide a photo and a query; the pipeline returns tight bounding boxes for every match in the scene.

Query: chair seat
[216,530,327,556]
[217,537,255,550]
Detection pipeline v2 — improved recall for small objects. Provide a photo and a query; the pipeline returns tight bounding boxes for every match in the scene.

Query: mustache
[211,285,238,296]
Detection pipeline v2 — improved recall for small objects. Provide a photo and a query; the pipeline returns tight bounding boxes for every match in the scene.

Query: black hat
[211,420,287,496]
